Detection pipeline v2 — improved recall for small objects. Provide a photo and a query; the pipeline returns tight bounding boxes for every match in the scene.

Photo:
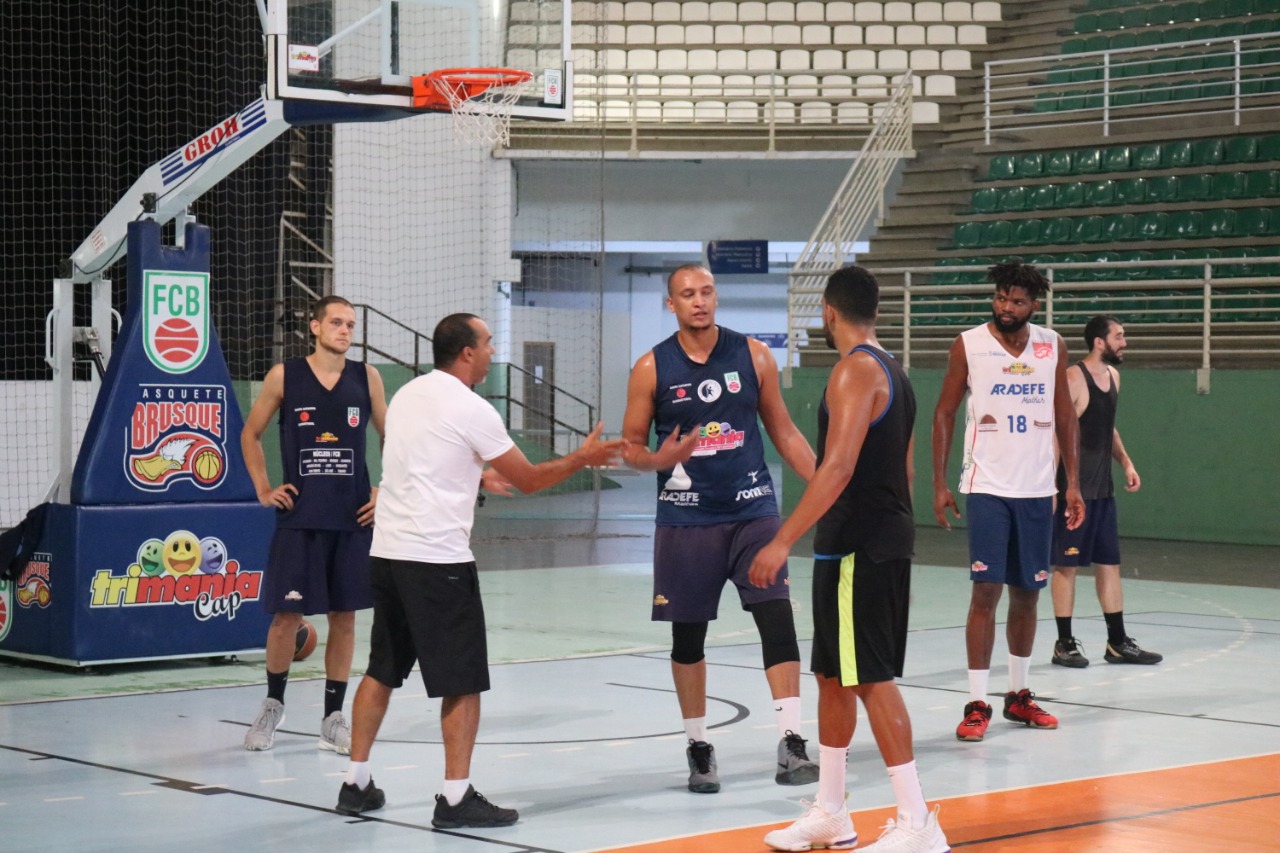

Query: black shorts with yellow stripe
[810,550,911,687]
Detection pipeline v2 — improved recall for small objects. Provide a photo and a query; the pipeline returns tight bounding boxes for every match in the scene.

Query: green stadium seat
[1255,0,1280,13]
[1200,0,1227,19]
[1267,206,1280,235]
[1217,245,1258,277]
[1191,24,1223,44]
[1045,150,1074,176]
[1224,0,1252,17]
[1075,12,1099,33]
[1134,144,1163,169]
[1073,215,1107,243]
[972,187,1001,213]
[1073,148,1104,174]
[1000,186,1029,212]
[1147,54,1183,76]
[1148,248,1189,279]
[1225,136,1259,164]
[1109,33,1138,53]
[1168,210,1204,238]
[1056,181,1086,208]
[1096,11,1123,30]
[1028,184,1058,210]
[1033,92,1062,112]
[984,219,1015,247]
[987,155,1017,180]
[1174,81,1202,101]
[1014,219,1044,245]
[1259,134,1280,163]
[1116,177,1147,205]
[1112,84,1144,106]
[1204,208,1237,237]
[1103,145,1131,172]
[1047,67,1075,87]
[1243,15,1279,35]
[1041,217,1074,244]
[1142,82,1174,103]
[1146,175,1179,202]
[931,258,962,285]
[1085,179,1117,206]
[1170,1,1201,23]
[1215,20,1245,38]
[954,221,984,248]
[1104,213,1137,241]
[1017,153,1045,178]
[1161,140,1193,168]
[1235,207,1271,235]
[1211,171,1247,200]
[1058,91,1088,111]
[1136,211,1170,239]
[1121,249,1154,280]
[1177,173,1213,202]
[1200,77,1234,98]
[912,294,947,325]
[1119,7,1148,29]
[1054,251,1089,282]
[1158,290,1201,323]
[1071,64,1105,82]
[1133,28,1165,47]
[1062,38,1088,55]
[1243,169,1279,198]
[1083,35,1111,52]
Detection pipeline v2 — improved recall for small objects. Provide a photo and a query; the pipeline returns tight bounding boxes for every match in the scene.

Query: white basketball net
[431,72,530,147]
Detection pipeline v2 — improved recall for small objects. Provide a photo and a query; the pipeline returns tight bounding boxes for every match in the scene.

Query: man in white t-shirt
[335,313,626,828]
[932,261,1085,745]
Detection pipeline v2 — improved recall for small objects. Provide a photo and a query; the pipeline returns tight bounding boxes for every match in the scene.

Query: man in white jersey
[932,260,1084,743]
[334,313,626,827]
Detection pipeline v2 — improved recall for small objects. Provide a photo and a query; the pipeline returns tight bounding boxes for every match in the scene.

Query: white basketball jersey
[958,322,1059,497]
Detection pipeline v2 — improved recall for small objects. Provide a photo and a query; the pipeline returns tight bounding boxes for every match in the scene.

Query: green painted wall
[782,368,1280,546]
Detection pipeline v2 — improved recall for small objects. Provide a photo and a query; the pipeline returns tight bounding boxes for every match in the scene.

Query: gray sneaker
[686,739,720,793]
[244,698,285,751]
[776,730,820,785]
[319,711,351,755]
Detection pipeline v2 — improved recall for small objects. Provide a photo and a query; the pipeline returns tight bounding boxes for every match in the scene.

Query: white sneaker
[244,698,285,751]
[764,800,857,851]
[319,711,351,755]
[858,805,950,853]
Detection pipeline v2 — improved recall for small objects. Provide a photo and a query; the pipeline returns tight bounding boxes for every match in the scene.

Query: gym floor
[2,473,1278,852]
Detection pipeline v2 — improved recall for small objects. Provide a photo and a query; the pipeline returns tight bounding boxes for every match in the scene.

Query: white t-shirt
[372,369,514,563]
[958,322,1059,498]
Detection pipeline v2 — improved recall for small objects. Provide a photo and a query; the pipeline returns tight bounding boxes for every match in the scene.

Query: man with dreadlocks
[932,259,1085,743]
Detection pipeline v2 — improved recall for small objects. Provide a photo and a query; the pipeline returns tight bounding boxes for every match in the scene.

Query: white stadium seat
[801,101,833,122]
[854,2,883,22]
[832,24,864,43]
[695,101,728,121]
[688,48,718,69]
[692,73,723,95]
[826,1,855,21]
[636,99,662,119]
[891,73,922,95]
[661,73,692,94]
[716,23,745,42]
[573,98,598,119]
[767,1,797,21]
[748,48,780,69]
[865,24,895,44]
[802,24,832,44]
[710,1,739,21]
[837,100,869,122]
[940,48,971,69]
[973,2,1000,21]
[626,48,657,69]
[821,73,854,95]
[765,101,797,123]
[624,1,652,21]
[880,49,909,71]
[682,1,710,21]
[845,49,876,70]
[797,1,826,21]
[780,48,811,69]
[924,73,955,95]
[912,100,940,122]
[926,24,957,44]
[739,1,768,21]
[813,48,844,69]
[657,48,688,69]
[653,1,681,19]
[725,73,756,95]
[572,2,601,22]
[664,100,695,120]
[857,74,888,96]
[957,24,986,44]
[719,48,748,69]
[744,24,774,43]
[790,73,819,96]
[884,2,913,22]
[627,24,655,43]
[685,23,714,42]
[897,24,926,45]
[773,23,802,43]
[655,23,684,43]
[727,100,759,121]
[915,2,944,22]
[909,49,939,70]
[942,1,971,21]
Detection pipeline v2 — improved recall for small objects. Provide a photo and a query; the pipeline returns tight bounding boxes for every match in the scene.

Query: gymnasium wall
[782,367,1280,546]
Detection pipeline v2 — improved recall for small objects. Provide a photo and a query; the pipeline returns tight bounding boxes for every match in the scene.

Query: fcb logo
[143,270,210,374]
[724,371,742,393]
[1033,341,1054,359]
[347,407,360,428]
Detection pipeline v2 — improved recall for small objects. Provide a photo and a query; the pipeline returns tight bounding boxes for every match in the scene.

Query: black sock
[324,679,348,718]
[1055,616,1073,641]
[267,669,289,704]
[1103,611,1126,646]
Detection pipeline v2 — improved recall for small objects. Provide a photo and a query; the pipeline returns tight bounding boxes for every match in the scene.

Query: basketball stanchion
[411,67,534,147]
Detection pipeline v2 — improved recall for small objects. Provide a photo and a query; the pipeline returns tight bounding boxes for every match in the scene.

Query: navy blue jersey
[276,358,372,531]
[652,327,777,526]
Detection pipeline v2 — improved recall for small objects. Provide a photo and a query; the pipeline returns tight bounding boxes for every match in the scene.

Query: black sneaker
[1104,637,1163,665]
[775,730,819,785]
[432,785,518,828]
[336,778,385,815]
[1051,637,1090,668]
[686,739,720,793]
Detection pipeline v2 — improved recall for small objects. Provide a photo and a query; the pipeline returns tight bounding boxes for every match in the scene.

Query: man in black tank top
[240,296,389,755]
[749,267,949,853]
[1050,316,1162,668]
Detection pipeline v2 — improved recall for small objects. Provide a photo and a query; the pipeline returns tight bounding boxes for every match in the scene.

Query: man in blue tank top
[622,263,819,793]
[1050,315,1162,668]
[240,295,388,755]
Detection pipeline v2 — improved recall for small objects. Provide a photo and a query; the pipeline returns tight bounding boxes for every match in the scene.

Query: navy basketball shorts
[1053,496,1121,567]
[965,493,1053,590]
[810,550,910,686]
[364,557,490,699]
[263,527,373,615]
[652,515,789,622]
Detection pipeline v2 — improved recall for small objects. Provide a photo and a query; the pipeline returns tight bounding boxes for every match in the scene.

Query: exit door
[523,341,555,451]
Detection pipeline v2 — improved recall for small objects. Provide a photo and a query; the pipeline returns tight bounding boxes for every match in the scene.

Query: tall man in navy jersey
[241,295,388,754]
[622,263,819,793]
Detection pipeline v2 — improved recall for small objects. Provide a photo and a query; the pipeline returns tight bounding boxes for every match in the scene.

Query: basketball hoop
[411,68,534,147]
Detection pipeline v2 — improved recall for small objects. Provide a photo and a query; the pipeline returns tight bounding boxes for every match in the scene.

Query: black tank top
[1058,363,1116,501]
[277,357,372,530]
[813,345,916,562]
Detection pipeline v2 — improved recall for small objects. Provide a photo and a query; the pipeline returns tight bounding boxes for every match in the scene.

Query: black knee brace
[670,621,708,665]
[752,598,800,670]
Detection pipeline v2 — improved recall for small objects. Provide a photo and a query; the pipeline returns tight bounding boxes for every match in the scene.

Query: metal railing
[785,72,915,383]
[488,362,597,445]
[983,31,1280,144]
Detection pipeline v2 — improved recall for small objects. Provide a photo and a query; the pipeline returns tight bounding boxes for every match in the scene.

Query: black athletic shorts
[810,550,910,686]
[263,527,373,615]
[364,557,490,698]
[652,516,789,622]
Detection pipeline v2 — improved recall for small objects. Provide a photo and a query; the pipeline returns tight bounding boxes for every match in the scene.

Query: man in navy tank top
[240,296,388,755]
[1050,316,1162,668]
[621,263,820,793]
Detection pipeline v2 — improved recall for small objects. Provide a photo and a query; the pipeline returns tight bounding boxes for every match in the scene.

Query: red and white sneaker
[955,700,992,742]
[1002,689,1058,729]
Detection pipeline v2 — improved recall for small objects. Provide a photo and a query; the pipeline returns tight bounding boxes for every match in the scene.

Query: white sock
[967,669,990,702]
[345,761,370,789]
[683,717,708,743]
[774,696,803,738]
[442,778,471,806]
[886,760,928,830]
[1008,654,1031,694]
[817,744,849,815]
